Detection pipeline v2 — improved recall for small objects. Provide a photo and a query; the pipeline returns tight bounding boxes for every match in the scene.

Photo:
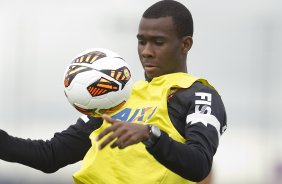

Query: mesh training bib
[73,73,212,184]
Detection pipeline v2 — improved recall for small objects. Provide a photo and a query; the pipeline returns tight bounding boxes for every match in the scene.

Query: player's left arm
[146,84,227,182]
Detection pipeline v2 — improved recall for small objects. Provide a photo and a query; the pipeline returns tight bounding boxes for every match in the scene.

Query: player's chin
[144,68,162,81]
[145,73,161,82]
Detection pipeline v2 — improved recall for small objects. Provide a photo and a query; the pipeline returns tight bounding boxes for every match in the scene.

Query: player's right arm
[0,115,102,173]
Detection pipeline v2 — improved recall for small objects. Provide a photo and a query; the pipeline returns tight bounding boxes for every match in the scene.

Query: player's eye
[154,39,165,46]
[138,39,146,46]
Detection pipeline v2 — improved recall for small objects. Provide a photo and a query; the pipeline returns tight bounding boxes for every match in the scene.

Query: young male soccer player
[0,1,227,183]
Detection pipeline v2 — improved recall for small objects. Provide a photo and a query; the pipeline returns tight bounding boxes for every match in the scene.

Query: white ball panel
[65,82,91,106]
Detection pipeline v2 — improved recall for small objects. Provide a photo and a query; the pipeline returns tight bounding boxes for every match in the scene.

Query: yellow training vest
[73,73,213,184]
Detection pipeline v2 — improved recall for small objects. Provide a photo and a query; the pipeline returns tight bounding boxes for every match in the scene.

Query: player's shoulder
[171,81,226,118]
[175,81,219,99]
[179,81,227,135]
[168,81,222,114]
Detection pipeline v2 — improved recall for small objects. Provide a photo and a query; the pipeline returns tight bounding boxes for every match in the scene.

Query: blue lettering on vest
[137,108,146,121]
[111,108,131,121]
[127,109,140,122]
[148,107,157,119]
[111,106,158,122]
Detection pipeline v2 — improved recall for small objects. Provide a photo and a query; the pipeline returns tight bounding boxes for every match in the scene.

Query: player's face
[137,17,188,81]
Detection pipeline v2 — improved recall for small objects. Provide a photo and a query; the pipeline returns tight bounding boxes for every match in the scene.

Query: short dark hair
[142,0,193,37]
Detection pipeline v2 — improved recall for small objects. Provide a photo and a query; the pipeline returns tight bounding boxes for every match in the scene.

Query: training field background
[0,0,282,184]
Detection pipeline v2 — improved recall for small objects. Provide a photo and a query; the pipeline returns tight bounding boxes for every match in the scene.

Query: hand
[96,114,150,150]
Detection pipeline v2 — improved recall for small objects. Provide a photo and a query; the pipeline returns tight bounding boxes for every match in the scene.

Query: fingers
[110,132,130,149]
[116,135,139,149]
[108,132,140,149]
[96,123,119,148]
[102,114,114,124]
[98,125,124,150]
[96,114,125,149]
[96,124,114,142]
[95,114,116,141]
[96,114,147,150]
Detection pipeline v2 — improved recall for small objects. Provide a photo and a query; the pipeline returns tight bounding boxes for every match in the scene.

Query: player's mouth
[143,64,159,73]
[144,66,158,73]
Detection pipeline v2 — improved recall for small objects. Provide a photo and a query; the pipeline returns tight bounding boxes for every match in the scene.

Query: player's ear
[181,36,193,54]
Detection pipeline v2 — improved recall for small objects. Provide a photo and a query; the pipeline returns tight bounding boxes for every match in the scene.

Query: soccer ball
[64,48,132,116]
